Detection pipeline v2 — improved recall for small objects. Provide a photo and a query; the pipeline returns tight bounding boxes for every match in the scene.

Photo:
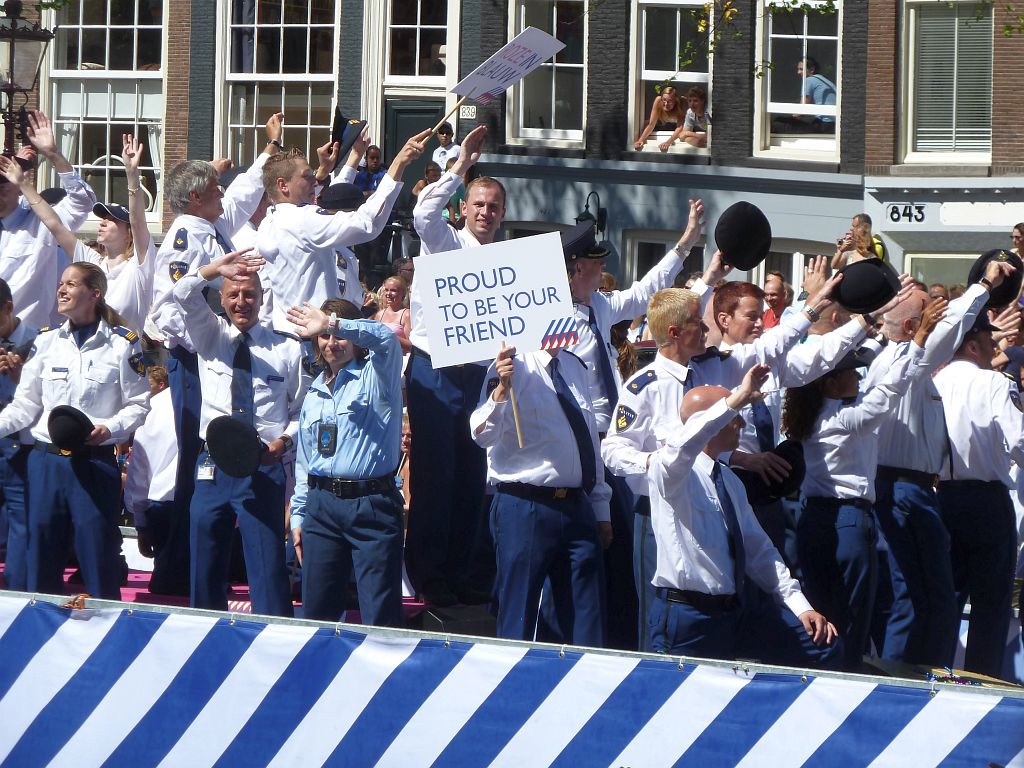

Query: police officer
[286,298,405,627]
[0,110,96,329]
[933,315,1024,679]
[471,344,611,646]
[149,113,284,593]
[173,249,309,616]
[257,127,427,329]
[0,262,150,598]
[0,279,35,590]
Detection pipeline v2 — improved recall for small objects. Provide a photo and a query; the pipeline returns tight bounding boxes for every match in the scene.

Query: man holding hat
[172,249,309,616]
[257,126,428,330]
[933,312,1024,679]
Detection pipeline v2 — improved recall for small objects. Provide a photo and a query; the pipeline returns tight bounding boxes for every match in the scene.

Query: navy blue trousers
[300,486,405,627]
[0,440,30,591]
[27,448,122,599]
[798,498,878,670]
[190,452,292,617]
[491,490,605,647]
[873,476,958,666]
[632,496,657,652]
[404,352,488,593]
[937,480,1016,679]
[649,589,842,669]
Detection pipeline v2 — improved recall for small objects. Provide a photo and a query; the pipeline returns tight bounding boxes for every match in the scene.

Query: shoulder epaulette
[273,329,302,342]
[37,325,55,333]
[110,326,140,343]
[172,227,188,251]
[560,350,588,369]
[627,368,657,394]
[690,346,730,363]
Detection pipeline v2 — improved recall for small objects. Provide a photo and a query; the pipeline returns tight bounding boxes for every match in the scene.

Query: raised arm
[122,133,150,263]
[0,154,79,257]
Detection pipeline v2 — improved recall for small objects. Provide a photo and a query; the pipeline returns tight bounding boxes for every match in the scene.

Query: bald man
[865,258,1013,666]
[647,364,840,665]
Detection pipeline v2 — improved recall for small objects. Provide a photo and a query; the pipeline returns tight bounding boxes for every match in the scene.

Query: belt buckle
[330,478,344,497]
[59,448,72,457]
[554,488,567,499]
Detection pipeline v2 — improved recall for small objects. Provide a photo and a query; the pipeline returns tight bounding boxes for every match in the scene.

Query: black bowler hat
[714,202,772,271]
[93,202,130,224]
[560,220,609,263]
[733,439,806,505]
[964,312,1000,337]
[40,187,67,205]
[48,405,94,451]
[331,107,368,173]
[206,416,266,478]
[968,249,1024,309]
[318,182,364,212]
[218,165,249,189]
[833,257,900,314]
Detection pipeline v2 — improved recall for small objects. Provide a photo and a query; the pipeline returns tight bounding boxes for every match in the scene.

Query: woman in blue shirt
[287,298,405,626]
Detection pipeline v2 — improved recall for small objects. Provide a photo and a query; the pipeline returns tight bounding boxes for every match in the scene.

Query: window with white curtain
[224,0,338,166]
[49,0,164,213]
[905,1,992,159]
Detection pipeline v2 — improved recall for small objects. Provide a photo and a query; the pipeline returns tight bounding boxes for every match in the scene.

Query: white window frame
[624,230,707,285]
[901,1,992,165]
[506,0,587,147]
[384,0,449,88]
[628,0,712,154]
[215,0,341,166]
[753,0,841,161]
[903,252,977,285]
[42,3,166,221]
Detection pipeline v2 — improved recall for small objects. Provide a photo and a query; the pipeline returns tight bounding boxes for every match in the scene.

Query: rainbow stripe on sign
[541,317,579,349]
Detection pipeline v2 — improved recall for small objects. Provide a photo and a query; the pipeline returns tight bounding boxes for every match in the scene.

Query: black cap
[40,187,67,205]
[206,416,266,478]
[714,202,772,271]
[560,220,609,263]
[437,121,454,136]
[218,165,249,189]
[331,107,368,173]
[833,258,900,314]
[48,405,94,451]
[93,202,130,224]
[318,182,364,212]
[732,439,806,505]
[964,313,999,336]
[968,249,1023,309]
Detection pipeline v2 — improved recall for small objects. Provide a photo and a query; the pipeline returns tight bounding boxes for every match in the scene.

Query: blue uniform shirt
[289,319,403,529]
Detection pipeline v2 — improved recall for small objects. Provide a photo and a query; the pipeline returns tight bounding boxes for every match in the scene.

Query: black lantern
[576,191,607,235]
[0,0,53,156]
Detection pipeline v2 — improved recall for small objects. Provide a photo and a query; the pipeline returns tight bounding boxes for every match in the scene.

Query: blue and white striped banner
[1,594,1022,767]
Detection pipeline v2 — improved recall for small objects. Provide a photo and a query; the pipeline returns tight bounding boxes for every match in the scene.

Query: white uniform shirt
[470,350,612,522]
[172,273,309,443]
[801,343,926,502]
[151,155,271,351]
[649,397,812,617]
[410,171,488,356]
[863,283,988,475]
[432,143,461,170]
[0,171,97,328]
[0,319,150,444]
[256,175,401,330]
[73,240,156,335]
[123,386,178,524]
[933,358,1024,486]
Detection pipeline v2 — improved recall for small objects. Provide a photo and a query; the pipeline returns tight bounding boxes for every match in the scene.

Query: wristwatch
[268,138,283,149]
[279,434,294,451]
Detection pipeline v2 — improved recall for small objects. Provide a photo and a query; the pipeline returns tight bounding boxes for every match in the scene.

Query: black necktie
[231,333,254,425]
[712,461,745,598]
[751,400,775,452]
[586,305,618,403]
[214,228,235,255]
[550,357,597,494]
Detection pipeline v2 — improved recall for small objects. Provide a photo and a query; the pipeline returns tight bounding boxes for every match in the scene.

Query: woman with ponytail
[0,260,150,599]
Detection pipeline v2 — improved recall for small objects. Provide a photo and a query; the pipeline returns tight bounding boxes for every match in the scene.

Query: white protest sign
[452,27,566,105]
[417,232,578,369]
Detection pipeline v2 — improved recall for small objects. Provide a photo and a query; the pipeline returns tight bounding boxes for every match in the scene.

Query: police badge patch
[129,353,146,376]
[616,405,637,431]
[172,227,188,251]
[169,261,188,282]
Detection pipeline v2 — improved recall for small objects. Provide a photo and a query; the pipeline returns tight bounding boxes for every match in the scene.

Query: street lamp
[576,191,607,235]
[0,0,53,156]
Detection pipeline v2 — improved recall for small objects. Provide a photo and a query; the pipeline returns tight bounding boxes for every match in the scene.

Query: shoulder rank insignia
[691,346,729,363]
[627,369,657,394]
[1011,388,1023,413]
[487,377,500,395]
[316,208,333,215]
[616,404,638,431]
[37,325,54,333]
[172,227,188,251]
[169,260,188,283]
[111,326,139,343]
[128,352,146,376]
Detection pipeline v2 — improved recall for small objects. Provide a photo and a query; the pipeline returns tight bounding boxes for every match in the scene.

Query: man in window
[772,57,836,134]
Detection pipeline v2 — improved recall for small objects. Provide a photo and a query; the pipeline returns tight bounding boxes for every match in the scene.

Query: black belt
[497,482,582,502]
[938,479,1006,491]
[34,441,113,459]
[657,587,739,613]
[877,465,938,489]
[309,474,394,499]
[411,346,431,361]
[806,496,873,513]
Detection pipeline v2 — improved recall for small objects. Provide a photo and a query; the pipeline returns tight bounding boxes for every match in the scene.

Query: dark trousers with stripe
[937,480,1016,679]
[27,449,122,599]
[491,490,605,647]
[190,452,292,617]
[0,440,30,591]
[301,486,405,627]
[633,495,657,652]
